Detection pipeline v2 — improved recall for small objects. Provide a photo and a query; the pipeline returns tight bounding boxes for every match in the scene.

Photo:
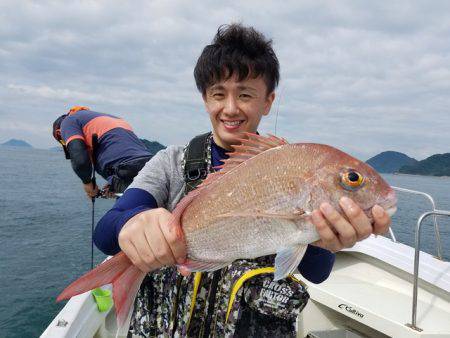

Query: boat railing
[406,209,450,332]
[391,186,443,260]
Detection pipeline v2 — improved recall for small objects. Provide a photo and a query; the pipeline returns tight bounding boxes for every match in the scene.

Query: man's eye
[212,93,224,98]
[239,93,251,99]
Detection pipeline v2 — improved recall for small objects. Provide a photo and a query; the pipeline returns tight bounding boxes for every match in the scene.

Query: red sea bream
[57,133,397,330]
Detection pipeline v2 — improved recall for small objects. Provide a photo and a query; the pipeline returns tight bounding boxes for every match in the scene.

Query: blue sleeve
[298,245,335,284]
[94,188,158,255]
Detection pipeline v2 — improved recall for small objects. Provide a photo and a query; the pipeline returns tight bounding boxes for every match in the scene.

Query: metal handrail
[406,210,450,331]
[392,186,443,259]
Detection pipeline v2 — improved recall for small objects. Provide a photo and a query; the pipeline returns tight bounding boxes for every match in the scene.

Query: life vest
[129,132,310,337]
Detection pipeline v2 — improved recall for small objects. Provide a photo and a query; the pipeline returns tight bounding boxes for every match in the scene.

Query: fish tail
[56,252,133,302]
[57,251,146,332]
[113,264,146,331]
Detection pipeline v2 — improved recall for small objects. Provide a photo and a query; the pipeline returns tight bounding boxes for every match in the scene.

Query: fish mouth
[364,204,397,219]
[379,189,398,217]
[377,198,398,217]
[364,192,397,219]
[385,205,397,217]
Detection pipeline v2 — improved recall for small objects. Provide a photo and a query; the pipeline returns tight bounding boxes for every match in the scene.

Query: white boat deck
[298,236,450,338]
[344,235,450,292]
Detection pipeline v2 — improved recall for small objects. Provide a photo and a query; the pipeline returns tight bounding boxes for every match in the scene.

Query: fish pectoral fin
[274,245,308,281]
[178,259,230,273]
[216,211,311,221]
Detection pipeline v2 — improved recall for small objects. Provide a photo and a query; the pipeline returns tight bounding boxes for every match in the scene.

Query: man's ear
[263,91,276,116]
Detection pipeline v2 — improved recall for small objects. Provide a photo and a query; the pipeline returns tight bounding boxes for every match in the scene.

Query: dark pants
[108,156,152,193]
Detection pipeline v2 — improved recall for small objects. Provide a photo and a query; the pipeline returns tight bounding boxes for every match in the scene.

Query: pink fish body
[57,134,397,330]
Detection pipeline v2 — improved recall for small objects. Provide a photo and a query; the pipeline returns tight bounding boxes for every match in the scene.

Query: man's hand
[83,182,99,198]
[101,184,116,199]
[118,208,187,273]
[311,196,391,252]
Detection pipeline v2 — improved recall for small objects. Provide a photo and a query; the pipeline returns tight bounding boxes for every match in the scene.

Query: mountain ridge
[367,150,450,177]
[366,151,418,173]
[398,153,450,176]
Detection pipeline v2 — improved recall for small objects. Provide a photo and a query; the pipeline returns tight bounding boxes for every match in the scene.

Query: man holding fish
[60,23,393,337]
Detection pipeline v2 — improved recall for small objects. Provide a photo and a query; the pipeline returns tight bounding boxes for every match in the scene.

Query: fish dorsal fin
[197,133,288,189]
[173,133,289,220]
[213,133,289,176]
[237,132,289,151]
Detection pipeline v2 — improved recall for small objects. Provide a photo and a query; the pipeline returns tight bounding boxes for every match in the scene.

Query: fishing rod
[89,135,121,270]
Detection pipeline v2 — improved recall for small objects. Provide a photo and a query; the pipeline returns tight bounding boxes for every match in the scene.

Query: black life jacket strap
[176,131,213,332]
[183,132,212,193]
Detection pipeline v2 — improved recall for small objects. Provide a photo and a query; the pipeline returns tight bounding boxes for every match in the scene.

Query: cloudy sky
[1,0,449,160]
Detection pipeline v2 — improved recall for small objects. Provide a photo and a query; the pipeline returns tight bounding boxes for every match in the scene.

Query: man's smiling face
[203,75,275,150]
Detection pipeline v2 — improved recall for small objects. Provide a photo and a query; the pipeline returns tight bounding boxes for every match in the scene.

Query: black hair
[194,23,280,95]
[52,114,67,140]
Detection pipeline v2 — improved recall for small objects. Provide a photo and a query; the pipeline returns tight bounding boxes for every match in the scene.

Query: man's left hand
[311,196,391,252]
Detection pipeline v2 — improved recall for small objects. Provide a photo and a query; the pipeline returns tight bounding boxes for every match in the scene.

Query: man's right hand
[118,208,187,273]
[83,182,99,198]
[101,184,116,199]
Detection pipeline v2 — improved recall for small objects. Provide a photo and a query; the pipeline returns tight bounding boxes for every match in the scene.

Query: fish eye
[340,170,365,191]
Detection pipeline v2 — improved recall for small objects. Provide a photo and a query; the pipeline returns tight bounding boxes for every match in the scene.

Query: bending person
[52,106,153,197]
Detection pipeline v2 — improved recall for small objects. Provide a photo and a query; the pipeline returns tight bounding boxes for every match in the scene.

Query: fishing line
[274,85,284,136]
[91,193,95,270]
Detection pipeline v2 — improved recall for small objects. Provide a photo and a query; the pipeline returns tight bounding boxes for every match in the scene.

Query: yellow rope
[225,267,275,322]
[225,267,306,322]
[186,272,202,331]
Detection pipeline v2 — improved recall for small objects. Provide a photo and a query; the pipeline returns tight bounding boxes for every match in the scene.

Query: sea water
[0,147,449,337]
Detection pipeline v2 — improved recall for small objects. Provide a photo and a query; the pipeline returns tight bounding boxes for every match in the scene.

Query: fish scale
[186,216,307,262]
[182,144,331,264]
[180,138,396,274]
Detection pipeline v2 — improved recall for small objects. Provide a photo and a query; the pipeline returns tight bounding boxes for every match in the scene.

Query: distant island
[398,153,450,176]
[3,136,448,177]
[140,139,166,154]
[0,139,33,148]
[367,151,450,177]
[366,151,418,173]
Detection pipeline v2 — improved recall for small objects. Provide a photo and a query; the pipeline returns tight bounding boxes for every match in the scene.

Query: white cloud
[0,0,449,160]
[7,84,107,102]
